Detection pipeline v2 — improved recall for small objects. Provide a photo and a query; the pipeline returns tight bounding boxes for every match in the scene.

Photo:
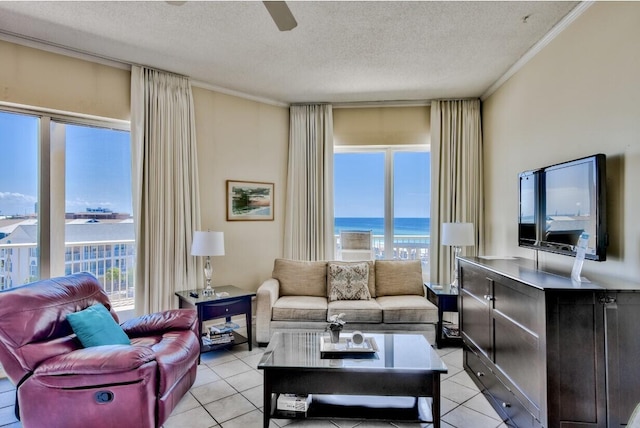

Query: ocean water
[335,217,430,236]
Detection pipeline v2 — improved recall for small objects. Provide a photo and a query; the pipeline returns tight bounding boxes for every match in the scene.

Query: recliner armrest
[121,309,197,338]
[34,345,155,376]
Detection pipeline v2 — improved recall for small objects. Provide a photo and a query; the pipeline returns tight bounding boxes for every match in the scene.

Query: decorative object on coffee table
[326,313,346,343]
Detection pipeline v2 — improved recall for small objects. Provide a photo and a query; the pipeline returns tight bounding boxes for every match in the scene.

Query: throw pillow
[67,303,131,347]
[327,262,371,302]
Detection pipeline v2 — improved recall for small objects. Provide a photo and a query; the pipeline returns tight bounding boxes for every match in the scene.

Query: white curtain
[284,104,334,261]
[131,65,201,314]
[430,99,484,285]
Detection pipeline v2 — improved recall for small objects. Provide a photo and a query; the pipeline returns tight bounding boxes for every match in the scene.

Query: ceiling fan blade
[263,1,298,32]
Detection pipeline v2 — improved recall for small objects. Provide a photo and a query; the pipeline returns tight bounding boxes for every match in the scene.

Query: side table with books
[424,282,461,348]
[175,285,256,359]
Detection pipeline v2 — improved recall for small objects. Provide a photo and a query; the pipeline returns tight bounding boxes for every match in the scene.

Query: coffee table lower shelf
[270,394,434,423]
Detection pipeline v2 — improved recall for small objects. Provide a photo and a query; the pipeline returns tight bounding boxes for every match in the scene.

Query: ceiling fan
[263,1,298,31]
[167,1,297,32]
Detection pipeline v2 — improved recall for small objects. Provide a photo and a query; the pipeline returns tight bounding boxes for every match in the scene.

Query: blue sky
[334,151,430,218]
[0,111,131,216]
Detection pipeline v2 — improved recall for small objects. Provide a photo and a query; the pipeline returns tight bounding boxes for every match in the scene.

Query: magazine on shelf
[209,321,240,334]
[202,331,234,346]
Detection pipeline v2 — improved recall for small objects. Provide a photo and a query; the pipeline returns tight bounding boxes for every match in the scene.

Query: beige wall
[192,88,288,290]
[1,40,289,292]
[334,106,430,146]
[482,2,640,284]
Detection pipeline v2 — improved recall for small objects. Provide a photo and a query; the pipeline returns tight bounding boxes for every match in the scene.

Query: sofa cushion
[375,260,424,296]
[327,300,383,323]
[328,260,376,297]
[272,296,328,321]
[327,262,371,302]
[376,296,438,323]
[272,259,327,297]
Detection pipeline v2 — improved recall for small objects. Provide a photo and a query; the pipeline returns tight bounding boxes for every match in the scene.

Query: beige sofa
[256,258,438,345]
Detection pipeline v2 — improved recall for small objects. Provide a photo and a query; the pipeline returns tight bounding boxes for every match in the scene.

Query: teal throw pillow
[67,303,130,347]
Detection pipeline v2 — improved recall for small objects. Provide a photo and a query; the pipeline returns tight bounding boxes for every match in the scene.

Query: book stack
[442,324,459,338]
[277,394,312,415]
[205,321,239,345]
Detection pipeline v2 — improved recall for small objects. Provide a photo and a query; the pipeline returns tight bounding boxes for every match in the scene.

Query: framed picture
[226,180,274,221]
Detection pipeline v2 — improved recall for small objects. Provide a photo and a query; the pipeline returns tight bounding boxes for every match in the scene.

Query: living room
[1,1,639,427]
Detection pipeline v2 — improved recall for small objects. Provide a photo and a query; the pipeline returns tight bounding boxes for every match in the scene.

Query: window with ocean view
[0,108,134,311]
[334,147,430,278]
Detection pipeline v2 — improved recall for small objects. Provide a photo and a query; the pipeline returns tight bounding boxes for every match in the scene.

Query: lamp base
[204,256,213,282]
[450,246,462,291]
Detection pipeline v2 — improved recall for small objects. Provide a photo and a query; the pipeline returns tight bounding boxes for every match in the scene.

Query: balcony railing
[2,234,431,307]
[334,233,431,280]
[0,240,135,309]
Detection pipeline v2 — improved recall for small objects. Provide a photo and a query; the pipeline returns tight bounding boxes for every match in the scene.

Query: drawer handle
[483,294,494,301]
[502,402,511,408]
[476,371,485,377]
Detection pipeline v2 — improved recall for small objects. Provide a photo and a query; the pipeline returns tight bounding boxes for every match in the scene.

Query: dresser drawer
[465,348,541,428]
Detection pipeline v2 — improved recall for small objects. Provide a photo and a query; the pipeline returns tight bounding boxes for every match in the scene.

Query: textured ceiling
[0,1,579,105]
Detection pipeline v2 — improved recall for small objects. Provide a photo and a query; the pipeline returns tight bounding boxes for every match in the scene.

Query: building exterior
[0,218,135,304]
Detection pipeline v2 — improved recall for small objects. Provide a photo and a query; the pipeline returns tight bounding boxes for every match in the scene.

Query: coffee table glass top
[258,331,447,373]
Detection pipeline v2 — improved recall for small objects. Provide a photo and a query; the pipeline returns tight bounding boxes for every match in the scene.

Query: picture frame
[226,180,274,221]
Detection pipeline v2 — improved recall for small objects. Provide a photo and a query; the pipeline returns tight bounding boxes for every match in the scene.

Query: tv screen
[518,154,607,261]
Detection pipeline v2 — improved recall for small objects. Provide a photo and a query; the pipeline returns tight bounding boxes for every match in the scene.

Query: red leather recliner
[0,273,200,428]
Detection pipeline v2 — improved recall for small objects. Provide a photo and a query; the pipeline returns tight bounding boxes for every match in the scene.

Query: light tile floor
[0,340,508,428]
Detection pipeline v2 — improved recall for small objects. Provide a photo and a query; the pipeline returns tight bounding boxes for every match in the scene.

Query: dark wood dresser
[458,257,640,428]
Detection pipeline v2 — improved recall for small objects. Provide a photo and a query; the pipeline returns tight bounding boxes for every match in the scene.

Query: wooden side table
[424,283,461,348]
[175,285,256,358]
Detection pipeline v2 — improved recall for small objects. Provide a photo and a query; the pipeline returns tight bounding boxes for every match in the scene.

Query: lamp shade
[191,231,225,256]
[441,223,475,247]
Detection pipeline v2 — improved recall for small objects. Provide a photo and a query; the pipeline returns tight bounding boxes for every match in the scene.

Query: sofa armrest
[258,278,280,305]
[256,278,280,344]
[34,345,155,376]
[121,309,197,338]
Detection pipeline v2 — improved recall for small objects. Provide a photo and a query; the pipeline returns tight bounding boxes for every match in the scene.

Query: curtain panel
[131,66,201,314]
[284,104,335,261]
[430,99,484,285]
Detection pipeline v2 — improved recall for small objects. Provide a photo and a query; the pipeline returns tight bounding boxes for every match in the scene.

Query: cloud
[0,192,37,203]
[65,199,114,210]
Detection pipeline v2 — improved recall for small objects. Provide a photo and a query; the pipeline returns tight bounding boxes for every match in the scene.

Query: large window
[334,147,430,276]
[0,109,134,308]
[0,111,39,287]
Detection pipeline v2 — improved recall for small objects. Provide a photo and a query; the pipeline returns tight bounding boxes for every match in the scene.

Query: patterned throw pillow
[327,262,371,302]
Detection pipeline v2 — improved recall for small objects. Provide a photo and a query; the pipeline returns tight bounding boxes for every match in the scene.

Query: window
[0,108,134,306]
[334,147,430,277]
[0,111,38,288]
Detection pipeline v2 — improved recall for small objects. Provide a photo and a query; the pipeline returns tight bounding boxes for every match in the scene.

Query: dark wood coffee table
[257,331,447,427]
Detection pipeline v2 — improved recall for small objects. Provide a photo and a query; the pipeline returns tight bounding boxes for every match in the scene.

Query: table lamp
[191,231,225,291]
[441,222,474,287]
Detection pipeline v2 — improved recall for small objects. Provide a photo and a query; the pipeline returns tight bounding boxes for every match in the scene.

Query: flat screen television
[518,154,607,261]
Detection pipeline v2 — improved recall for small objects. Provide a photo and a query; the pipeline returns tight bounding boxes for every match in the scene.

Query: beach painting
[227,180,274,221]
